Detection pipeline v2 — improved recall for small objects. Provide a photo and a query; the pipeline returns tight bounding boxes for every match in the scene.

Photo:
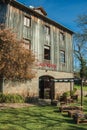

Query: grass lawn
[0,98,87,130]
[74,85,87,91]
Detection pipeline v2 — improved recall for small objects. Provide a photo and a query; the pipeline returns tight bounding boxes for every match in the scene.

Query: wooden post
[81,79,83,106]
[70,82,72,97]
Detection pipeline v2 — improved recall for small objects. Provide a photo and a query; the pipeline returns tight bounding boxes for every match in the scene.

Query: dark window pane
[44,46,50,60]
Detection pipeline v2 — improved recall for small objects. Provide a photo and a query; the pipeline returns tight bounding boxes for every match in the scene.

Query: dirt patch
[0,103,35,109]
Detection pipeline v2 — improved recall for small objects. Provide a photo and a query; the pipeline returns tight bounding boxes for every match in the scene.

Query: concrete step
[38,99,51,106]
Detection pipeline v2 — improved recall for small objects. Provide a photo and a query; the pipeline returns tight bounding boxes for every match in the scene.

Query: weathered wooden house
[0,0,74,100]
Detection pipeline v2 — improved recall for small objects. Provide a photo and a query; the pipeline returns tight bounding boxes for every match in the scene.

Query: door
[39,76,54,99]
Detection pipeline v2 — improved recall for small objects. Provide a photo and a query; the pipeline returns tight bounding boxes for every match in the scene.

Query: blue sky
[17,0,87,32]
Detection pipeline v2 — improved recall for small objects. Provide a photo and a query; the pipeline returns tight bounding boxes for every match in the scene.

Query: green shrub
[0,93,6,103]
[71,88,77,96]
[63,92,70,97]
[0,93,24,103]
[73,88,77,93]
[25,96,38,103]
[71,91,74,96]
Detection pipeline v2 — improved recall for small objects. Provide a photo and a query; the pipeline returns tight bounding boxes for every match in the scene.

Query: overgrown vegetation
[62,88,77,98]
[0,93,24,103]
[0,27,35,80]
[25,96,38,103]
[74,85,87,91]
[0,93,38,103]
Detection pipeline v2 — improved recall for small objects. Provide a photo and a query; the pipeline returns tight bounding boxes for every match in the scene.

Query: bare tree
[74,14,87,79]
[0,27,36,80]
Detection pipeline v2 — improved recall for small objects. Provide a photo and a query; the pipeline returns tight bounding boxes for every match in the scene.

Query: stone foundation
[2,69,73,99]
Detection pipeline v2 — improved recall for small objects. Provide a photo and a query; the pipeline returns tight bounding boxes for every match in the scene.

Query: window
[60,50,65,63]
[60,32,65,46]
[44,25,50,45]
[23,39,31,50]
[24,16,31,27]
[23,16,31,39]
[44,45,50,60]
[44,25,50,35]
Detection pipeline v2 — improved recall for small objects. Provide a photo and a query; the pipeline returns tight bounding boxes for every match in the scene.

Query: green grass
[0,98,87,130]
[74,85,87,91]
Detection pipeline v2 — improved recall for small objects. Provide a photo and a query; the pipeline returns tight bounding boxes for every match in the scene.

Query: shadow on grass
[0,106,87,130]
[61,112,87,130]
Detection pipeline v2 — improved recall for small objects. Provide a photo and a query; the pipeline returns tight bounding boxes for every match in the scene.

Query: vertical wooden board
[66,33,73,72]
[32,20,38,55]
[53,31,58,69]
[39,23,45,62]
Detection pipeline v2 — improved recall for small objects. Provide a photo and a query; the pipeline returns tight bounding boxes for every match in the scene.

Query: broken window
[44,45,50,60]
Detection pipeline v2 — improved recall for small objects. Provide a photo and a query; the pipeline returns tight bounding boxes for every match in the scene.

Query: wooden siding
[0,2,73,73]
[53,31,59,68]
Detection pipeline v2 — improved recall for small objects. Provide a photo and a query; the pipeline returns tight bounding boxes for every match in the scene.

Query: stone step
[38,99,51,106]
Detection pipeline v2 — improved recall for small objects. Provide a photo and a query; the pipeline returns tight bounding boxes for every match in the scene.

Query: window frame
[44,45,51,60]
[24,16,31,27]
[23,16,31,39]
[44,25,50,35]
[60,50,65,64]
[23,39,31,50]
[59,32,65,46]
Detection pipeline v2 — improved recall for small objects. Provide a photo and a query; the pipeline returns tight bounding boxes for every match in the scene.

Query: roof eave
[9,0,74,34]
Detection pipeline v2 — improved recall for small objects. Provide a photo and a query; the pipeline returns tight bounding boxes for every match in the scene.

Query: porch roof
[53,78,81,82]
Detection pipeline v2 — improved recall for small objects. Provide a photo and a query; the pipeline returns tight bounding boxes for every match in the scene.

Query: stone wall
[3,69,73,99]
[3,79,38,97]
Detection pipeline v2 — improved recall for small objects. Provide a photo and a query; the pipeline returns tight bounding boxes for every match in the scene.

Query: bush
[73,88,77,93]
[63,92,70,97]
[71,88,77,96]
[0,93,6,103]
[0,93,24,103]
[25,96,38,103]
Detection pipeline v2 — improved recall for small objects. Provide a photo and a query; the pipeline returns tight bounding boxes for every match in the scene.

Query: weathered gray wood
[0,1,73,73]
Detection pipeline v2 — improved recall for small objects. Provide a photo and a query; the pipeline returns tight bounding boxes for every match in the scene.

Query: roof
[4,0,74,34]
[33,7,47,16]
[53,78,81,82]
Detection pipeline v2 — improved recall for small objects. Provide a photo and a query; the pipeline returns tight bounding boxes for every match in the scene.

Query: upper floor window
[24,16,31,27]
[23,39,31,50]
[60,32,65,46]
[23,16,31,39]
[44,25,50,35]
[44,25,50,45]
[44,45,50,60]
[60,50,65,63]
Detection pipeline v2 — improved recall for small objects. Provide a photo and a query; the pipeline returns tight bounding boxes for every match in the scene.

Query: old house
[0,0,74,100]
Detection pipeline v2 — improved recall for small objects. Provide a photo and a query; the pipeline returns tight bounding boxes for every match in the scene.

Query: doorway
[39,75,54,99]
